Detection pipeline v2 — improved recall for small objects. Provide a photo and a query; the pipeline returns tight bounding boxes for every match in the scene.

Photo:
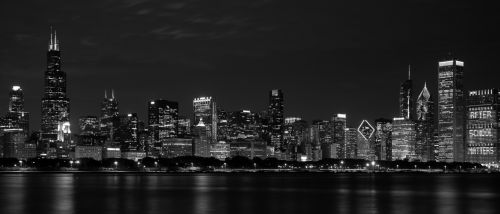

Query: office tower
[357,120,375,160]
[374,118,392,160]
[41,29,70,143]
[4,86,29,133]
[345,128,358,159]
[466,89,500,164]
[227,110,258,140]
[78,116,99,136]
[333,114,347,158]
[77,115,104,146]
[415,83,436,161]
[193,118,210,157]
[268,89,284,149]
[116,113,140,150]
[400,65,414,120]
[1,130,26,158]
[100,89,119,139]
[177,116,191,137]
[283,117,308,160]
[438,59,465,162]
[392,117,417,160]
[217,108,229,141]
[310,120,333,159]
[161,138,193,158]
[193,97,217,142]
[148,99,179,142]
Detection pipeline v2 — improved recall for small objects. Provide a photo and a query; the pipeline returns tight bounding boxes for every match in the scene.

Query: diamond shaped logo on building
[357,120,374,140]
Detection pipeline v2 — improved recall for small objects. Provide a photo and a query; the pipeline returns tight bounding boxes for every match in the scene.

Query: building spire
[408,64,411,80]
[111,89,115,99]
[49,26,53,50]
[104,90,107,99]
[54,30,59,51]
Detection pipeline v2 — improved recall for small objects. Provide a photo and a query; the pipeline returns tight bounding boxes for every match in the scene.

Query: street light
[114,161,118,170]
[70,160,74,168]
[19,160,22,168]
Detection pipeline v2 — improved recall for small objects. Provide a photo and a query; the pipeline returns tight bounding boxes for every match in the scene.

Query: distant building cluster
[1,30,499,167]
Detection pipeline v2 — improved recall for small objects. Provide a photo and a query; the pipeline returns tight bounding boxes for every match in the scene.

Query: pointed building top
[104,90,107,99]
[196,118,205,127]
[418,82,431,100]
[111,89,115,99]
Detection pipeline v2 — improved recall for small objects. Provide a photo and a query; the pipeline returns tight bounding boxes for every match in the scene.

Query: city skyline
[2,1,500,130]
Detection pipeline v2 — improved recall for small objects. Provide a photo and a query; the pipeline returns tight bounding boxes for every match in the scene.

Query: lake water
[0,173,498,214]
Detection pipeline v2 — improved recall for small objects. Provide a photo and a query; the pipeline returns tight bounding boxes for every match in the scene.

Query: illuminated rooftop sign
[337,113,347,119]
[12,86,21,91]
[438,60,464,67]
[357,120,374,140]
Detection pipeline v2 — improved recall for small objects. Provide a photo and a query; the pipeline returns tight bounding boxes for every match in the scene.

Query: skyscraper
[465,89,500,164]
[374,118,392,160]
[100,89,119,140]
[4,85,29,133]
[41,29,70,143]
[333,114,347,159]
[357,120,375,160]
[415,83,436,161]
[438,59,465,162]
[399,65,414,120]
[148,99,179,142]
[345,127,358,159]
[392,117,417,160]
[193,97,217,142]
[268,89,284,150]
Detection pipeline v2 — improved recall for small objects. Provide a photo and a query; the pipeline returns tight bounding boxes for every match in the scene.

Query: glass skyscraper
[193,97,217,142]
[268,89,284,150]
[438,59,465,162]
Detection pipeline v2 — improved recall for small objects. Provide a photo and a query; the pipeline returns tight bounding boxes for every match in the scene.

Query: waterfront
[0,173,499,214]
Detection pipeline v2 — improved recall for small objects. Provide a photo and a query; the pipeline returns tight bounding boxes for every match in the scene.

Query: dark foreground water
[0,173,499,214]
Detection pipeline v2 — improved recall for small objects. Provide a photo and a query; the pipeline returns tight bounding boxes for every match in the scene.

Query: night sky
[1,0,500,131]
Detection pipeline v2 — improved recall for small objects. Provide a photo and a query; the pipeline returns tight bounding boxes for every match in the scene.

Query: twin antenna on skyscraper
[48,26,59,51]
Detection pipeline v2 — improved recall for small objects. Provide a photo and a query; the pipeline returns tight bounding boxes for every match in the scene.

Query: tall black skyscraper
[438,59,465,162]
[268,89,284,150]
[41,29,70,142]
[100,89,119,140]
[399,65,414,120]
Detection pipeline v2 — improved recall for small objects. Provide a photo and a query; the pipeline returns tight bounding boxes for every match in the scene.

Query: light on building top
[12,86,21,91]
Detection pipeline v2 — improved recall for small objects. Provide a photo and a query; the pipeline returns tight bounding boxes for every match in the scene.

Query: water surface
[0,173,498,214]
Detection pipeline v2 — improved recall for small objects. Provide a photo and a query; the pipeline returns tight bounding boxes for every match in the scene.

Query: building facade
[415,83,436,161]
[438,59,465,162]
[268,89,284,150]
[392,117,417,160]
[193,97,217,142]
[41,30,70,144]
[466,89,500,164]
